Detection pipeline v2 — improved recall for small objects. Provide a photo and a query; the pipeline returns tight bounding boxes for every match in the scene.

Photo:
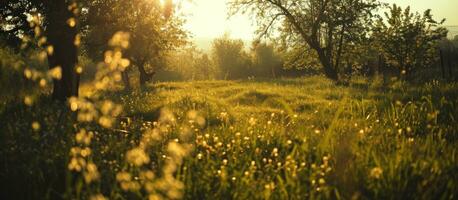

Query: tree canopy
[230,0,379,82]
[84,0,188,87]
[372,4,447,79]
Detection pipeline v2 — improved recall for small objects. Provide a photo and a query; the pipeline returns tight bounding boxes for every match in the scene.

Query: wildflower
[48,66,62,80]
[140,170,155,181]
[323,156,329,162]
[116,172,132,182]
[80,147,92,157]
[89,194,107,200]
[406,127,412,133]
[75,129,93,145]
[70,101,78,111]
[24,68,33,79]
[68,157,82,172]
[219,112,228,121]
[101,101,114,115]
[216,142,223,147]
[24,96,33,106]
[31,121,40,131]
[167,142,188,159]
[98,116,113,128]
[67,17,76,27]
[38,51,47,62]
[148,194,162,200]
[187,110,198,119]
[126,148,150,166]
[74,34,81,46]
[109,31,130,48]
[319,178,326,185]
[70,147,81,156]
[46,45,54,55]
[84,162,100,183]
[370,167,383,179]
[39,79,47,87]
[249,117,256,126]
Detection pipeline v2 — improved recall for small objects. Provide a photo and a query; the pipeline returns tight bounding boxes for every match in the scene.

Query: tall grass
[1,72,457,199]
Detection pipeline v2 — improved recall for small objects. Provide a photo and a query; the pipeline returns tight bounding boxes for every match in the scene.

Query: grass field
[1,76,458,199]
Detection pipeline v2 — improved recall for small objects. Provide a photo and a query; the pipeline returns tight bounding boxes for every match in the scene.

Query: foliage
[211,34,252,80]
[251,42,283,78]
[229,0,379,81]
[1,0,81,100]
[0,44,35,102]
[372,4,448,80]
[84,0,188,86]
[166,45,218,81]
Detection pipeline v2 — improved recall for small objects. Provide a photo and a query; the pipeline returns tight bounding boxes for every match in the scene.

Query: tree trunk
[271,65,277,79]
[47,1,79,101]
[440,49,446,79]
[448,55,453,79]
[137,64,155,86]
[379,54,388,85]
[122,70,131,90]
[335,24,346,73]
[316,49,339,81]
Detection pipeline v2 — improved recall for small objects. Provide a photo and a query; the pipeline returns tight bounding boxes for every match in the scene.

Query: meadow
[1,76,457,199]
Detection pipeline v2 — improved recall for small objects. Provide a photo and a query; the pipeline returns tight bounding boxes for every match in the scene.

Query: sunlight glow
[181,0,256,41]
[181,0,457,50]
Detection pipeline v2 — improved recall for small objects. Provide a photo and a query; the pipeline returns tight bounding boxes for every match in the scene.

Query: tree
[1,0,81,101]
[84,0,187,88]
[230,0,379,82]
[437,37,458,79]
[194,54,215,80]
[211,35,252,80]
[165,45,217,81]
[372,4,447,80]
[251,42,283,78]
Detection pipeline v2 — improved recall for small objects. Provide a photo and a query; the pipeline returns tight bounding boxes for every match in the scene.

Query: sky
[181,0,458,44]
[181,0,256,41]
[380,0,458,25]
